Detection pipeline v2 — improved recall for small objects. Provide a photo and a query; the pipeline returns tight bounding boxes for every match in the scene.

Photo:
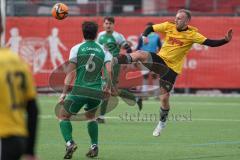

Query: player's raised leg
[114,50,150,65]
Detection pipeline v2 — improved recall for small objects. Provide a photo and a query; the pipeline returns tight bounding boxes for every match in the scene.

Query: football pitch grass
[37,95,240,160]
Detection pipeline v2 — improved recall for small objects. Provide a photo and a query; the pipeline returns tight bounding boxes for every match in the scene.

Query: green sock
[59,120,73,142]
[87,121,98,145]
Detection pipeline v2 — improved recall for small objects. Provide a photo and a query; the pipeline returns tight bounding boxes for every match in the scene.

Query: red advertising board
[5,17,240,88]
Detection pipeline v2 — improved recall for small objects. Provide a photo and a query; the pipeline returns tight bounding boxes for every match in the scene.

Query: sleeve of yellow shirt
[192,32,207,44]
[152,22,169,33]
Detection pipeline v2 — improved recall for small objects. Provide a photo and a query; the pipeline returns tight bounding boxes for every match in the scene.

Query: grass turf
[37,95,240,160]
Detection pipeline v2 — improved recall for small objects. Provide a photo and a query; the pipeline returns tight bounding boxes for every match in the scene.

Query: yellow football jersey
[153,22,207,74]
[0,48,36,138]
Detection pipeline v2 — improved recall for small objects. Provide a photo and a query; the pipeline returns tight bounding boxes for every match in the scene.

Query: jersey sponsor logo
[105,42,119,54]
[168,37,184,46]
[107,39,113,43]
[81,47,101,52]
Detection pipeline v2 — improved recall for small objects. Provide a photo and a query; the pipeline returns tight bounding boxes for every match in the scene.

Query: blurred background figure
[5,27,22,54]
[47,27,67,69]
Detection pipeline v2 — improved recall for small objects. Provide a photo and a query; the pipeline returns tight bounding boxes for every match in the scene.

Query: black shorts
[147,53,178,91]
[0,136,26,160]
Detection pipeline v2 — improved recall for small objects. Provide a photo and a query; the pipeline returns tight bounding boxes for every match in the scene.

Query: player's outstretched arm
[142,25,154,37]
[59,62,76,103]
[142,25,154,44]
[104,61,117,96]
[105,62,112,86]
[203,29,233,47]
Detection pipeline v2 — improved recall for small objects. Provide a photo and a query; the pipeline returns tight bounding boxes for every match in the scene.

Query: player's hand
[59,93,66,104]
[225,29,233,42]
[24,155,39,160]
[142,36,149,44]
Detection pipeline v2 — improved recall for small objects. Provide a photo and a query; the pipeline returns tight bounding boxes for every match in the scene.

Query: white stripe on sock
[87,118,97,122]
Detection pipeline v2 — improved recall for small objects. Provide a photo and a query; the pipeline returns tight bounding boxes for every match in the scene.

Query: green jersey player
[97,18,132,57]
[96,16,142,123]
[58,21,113,159]
[97,16,132,84]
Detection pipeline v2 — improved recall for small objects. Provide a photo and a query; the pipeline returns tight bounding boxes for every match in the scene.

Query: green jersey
[69,40,112,91]
[97,31,127,57]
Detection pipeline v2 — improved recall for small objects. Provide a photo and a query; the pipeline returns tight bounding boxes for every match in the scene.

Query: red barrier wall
[6,17,240,88]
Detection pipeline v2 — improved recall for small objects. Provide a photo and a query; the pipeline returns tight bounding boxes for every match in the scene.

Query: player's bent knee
[160,79,173,93]
[58,107,71,120]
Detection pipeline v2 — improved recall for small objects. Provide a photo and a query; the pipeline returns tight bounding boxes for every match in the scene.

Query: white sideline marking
[40,115,240,122]
[41,99,240,106]
[193,118,240,122]
[190,141,240,147]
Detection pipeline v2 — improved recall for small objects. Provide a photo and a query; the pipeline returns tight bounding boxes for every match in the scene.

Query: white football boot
[153,121,166,137]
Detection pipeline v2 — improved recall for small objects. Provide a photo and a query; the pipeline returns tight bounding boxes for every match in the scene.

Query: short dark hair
[82,21,98,40]
[103,16,115,24]
[177,9,191,20]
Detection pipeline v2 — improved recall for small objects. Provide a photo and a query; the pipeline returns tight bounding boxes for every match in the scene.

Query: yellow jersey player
[0,14,38,160]
[114,9,233,137]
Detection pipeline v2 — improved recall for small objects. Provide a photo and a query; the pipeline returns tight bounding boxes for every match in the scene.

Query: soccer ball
[52,3,68,20]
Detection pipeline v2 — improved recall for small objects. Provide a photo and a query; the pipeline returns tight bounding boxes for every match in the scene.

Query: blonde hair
[177,9,191,20]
